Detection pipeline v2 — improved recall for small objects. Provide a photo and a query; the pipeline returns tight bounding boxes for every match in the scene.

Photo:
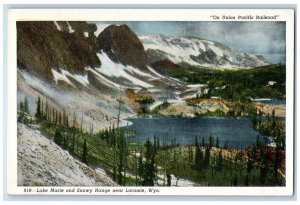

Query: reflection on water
[127,117,266,149]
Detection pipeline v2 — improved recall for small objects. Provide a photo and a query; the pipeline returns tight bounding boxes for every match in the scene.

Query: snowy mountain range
[16,21,276,186]
[17,21,274,131]
[140,34,270,68]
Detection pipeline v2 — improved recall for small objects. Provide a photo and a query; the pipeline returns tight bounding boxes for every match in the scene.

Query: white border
[7,9,295,196]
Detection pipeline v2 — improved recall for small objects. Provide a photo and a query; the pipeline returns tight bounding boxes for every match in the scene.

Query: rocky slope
[17,123,117,186]
[17,21,100,81]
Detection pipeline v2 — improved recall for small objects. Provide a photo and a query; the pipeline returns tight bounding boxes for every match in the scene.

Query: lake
[126,117,266,149]
[253,99,286,105]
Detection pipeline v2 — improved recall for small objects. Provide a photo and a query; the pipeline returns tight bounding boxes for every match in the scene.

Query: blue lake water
[254,99,286,105]
[126,117,264,149]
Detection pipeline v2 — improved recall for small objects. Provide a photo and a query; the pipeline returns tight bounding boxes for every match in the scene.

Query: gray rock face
[17,123,117,186]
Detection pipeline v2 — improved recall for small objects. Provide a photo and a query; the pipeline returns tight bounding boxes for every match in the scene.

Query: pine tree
[216,136,219,148]
[247,157,254,173]
[117,134,125,185]
[209,135,214,148]
[24,96,29,113]
[204,146,210,167]
[167,173,171,186]
[201,137,205,147]
[216,151,223,171]
[54,128,62,146]
[194,137,201,170]
[138,151,144,182]
[142,139,156,186]
[256,135,261,148]
[20,102,24,112]
[52,108,55,122]
[82,139,88,164]
[35,96,42,119]
[45,100,49,120]
[41,100,44,118]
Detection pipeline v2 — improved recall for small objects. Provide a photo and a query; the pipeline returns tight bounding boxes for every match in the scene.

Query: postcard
[6,9,294,195]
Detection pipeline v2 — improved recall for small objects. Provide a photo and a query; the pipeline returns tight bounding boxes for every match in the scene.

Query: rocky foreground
[17,123,117,186]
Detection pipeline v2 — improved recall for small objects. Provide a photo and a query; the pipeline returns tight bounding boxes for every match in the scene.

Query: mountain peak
[97,24,148,69]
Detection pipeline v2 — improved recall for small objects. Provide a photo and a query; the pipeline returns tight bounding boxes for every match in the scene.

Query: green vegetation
[18,96,30,124]
[252,110,286,148]
[18,62,286,187]
[155,135,285,186]
[166,64,285,101]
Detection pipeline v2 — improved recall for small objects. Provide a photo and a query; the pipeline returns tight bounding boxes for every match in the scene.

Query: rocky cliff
[97,24,148,70]
[17,21,100,81]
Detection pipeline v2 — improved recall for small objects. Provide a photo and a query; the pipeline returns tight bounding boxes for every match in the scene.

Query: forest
[17,93,286,186]
[165,64,285,101]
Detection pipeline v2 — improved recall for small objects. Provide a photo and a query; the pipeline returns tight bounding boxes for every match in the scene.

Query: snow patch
[140,35,201,66]
[94,24,117,37]
[51,69,90,87]
[51,69,75,87]
[208,44,223,57]
[96,52,153,88]
[85,67,125,90]
[60,70,89,86]
[84,32,89,37]
[187,84,205,88]
[268,81,276,86]
[66,22,75,33]
[53,21,62,31]
[147,66,166,79]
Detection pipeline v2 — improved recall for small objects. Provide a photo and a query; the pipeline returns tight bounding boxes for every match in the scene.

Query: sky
[95,21,286,63]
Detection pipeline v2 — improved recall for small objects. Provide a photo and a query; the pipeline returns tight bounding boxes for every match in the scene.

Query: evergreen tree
[52,108,55,122]
[20,102,24,112]
[142,139,156,186]
[194,137,203,170]
[117,134,126,185]
[204,146,210,167]
[216,151,223,171]
[256,135,261,148]
[54,128,62,146]
[41,100,44,118]
[35,96,42,119]
[209,135,214,148]
[82,139,88,164]
[247,157,254,173]
[24,96,29,113]
[166,173,171,186]
[55,110,58,124]
[216,136,219,148]
[138,151,144,182]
